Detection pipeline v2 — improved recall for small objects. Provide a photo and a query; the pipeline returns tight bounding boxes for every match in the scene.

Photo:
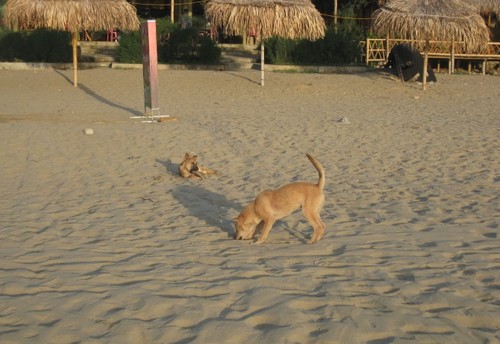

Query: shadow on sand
[156,158,179,176]
[171,184,242,239]
[224,71,260,85]
[54,69,143,116]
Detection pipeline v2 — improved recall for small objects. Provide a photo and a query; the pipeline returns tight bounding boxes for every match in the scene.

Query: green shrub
[0,31,25,61]
[160,27,198,62]
[118,17,221,65]
[293,39,324,65]
[117,30,142,63]
[322,29,362,65]
[264,36,296,65]
[197,36,221,64]
[28,29,72,62]
[0,29,71,62]
[264,27,363,66]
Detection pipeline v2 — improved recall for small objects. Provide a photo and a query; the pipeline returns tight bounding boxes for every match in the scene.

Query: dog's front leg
[253,219,275,244]
[190,172,204,180]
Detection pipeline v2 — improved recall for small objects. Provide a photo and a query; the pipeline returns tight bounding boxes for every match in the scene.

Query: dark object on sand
[385,44,437,83]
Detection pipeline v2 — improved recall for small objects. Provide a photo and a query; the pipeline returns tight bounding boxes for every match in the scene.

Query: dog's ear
[184,152,190,159]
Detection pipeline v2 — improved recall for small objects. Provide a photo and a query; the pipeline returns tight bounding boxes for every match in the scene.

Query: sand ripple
[0,69,499,343]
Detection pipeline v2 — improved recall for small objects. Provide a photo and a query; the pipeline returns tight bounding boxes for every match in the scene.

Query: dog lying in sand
[178,153,217,180]
[234,154,325,244]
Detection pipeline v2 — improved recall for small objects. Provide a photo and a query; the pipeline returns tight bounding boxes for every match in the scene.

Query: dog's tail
[306,154,325,190]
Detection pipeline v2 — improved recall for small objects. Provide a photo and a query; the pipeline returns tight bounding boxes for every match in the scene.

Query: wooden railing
[361,38,500,74]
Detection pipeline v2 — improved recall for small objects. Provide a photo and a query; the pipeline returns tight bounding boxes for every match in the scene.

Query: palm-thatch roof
[3,0,139,32]
[464,0,500,15]
[205,0,325,40]
[2,0,140,87]
[372,0,490,53]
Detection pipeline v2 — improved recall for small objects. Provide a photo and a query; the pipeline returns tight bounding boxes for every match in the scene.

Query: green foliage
[197,36,221,64]
[118,17,220,65]
[294,39,324,65]
[0,16,220,65]
[264,37,296,65]
[322,28,362,65]
[264,5,365,66]
[264,27,363,66]
[159,27,197,62]
[117,30,142,63]
[0,29,71,62]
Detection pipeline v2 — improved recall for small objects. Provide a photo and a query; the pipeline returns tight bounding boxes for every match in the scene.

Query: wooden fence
[361,38,500,74]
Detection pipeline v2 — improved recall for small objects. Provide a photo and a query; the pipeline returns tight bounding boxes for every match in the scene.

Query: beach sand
[0,67,499,343]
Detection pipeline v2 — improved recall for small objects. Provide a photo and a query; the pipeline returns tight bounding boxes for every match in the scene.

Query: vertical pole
[333,0,338,33]
[142,20,160,117]
[451,37,455,74]
[72,31,78,87]
[366,38,369,65]
[243,27,248,47]
[170,0,175,23]
[385,35,389,61]
[423,39,429,91]
[261,39,265,86]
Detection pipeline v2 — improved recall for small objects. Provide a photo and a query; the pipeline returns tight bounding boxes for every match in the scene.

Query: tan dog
[178,153,217,180]
[234,154,325,244]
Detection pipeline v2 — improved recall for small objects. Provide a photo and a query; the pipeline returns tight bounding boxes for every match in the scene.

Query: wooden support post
[423,39,429,91]
[260,40,265,86]
[170,0,174,23]
[333,0,338,33]
[72,31,78,87]
[366,38,369,65]
[385,35,389,61]
[451,38,455,74]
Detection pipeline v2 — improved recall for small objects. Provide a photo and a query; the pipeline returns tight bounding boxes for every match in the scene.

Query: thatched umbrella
[465,0,500,14]
[382,0,500,15]
[464,0,500,27]
[373,0,490,90]
[3,0,140,86]
[205,0,326,86]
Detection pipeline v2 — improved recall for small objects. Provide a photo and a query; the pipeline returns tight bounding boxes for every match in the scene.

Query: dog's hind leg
[304,209,325,244]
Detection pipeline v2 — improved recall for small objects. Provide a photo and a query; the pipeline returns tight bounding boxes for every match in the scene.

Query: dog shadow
[172,184,242,238]
[156,158,179,176]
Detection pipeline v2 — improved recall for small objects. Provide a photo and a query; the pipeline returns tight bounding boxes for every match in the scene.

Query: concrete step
[77,42,261,67]
[79,41,118,62]
[220,44,259,69]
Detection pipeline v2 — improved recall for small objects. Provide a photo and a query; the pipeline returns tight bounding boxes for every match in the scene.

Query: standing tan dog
[234,154,325,244]
[178,153,217,180]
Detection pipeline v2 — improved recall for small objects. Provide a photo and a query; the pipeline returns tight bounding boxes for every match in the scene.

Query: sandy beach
[0,67,499,343]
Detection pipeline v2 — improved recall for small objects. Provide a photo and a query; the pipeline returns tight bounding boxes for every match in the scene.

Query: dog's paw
[251,240,265,245]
